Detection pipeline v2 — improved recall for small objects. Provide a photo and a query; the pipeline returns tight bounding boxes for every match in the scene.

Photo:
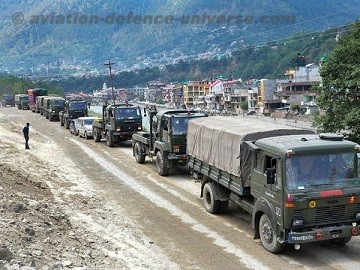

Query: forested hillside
[0,0,359,71]
[48,24,347,92]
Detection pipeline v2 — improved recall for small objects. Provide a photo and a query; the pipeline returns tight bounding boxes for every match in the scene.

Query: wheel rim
[261,221,274,243]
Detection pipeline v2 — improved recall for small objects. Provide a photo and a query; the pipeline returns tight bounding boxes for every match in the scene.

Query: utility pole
[104,60,115,105]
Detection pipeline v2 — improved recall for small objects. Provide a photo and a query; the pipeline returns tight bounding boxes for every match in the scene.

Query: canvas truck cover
[187,117,314,187]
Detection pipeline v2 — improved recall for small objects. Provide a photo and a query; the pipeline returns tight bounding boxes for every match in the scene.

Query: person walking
[23,123,30,149]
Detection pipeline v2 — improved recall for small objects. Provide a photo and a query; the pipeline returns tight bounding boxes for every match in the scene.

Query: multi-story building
[183,80,210,108]
[276,64,321,106]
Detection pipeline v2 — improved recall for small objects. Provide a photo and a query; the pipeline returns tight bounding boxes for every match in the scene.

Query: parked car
[69,119,80,136]
[78,117,97,139]
[246,110,256,115]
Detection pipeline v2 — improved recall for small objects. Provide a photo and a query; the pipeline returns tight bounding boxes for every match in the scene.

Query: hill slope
[0,0,359,72]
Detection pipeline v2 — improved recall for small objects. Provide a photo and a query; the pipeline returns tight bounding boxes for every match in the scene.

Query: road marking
[71,138,269,270]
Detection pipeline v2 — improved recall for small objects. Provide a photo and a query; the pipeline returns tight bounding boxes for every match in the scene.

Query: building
[276,63,321,113]
[183,80,210,108]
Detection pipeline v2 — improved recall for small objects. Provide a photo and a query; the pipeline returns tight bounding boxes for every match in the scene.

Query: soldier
[23,123,30,149]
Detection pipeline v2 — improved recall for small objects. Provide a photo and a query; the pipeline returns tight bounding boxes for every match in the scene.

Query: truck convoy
[1,94,15,107]
[92,103,142,147]
[59,99,89,129]
[15,94,30,110]
[28,88,48,112]
[132,107,207,176]
[43,96,65,121]
[187,117,360,253]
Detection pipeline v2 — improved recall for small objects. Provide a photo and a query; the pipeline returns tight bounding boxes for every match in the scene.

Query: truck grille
[293,204,358,225]
[122,123,138,131]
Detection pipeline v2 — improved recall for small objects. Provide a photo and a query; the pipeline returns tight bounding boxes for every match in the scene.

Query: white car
[78,117,97,139]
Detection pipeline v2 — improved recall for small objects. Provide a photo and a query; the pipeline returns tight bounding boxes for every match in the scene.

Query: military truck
[15,94,30,110]
[59,99,88,129]
[43,96,65,121]
[187,117,360,253]
[93,103,142,147]
[132,107,207,176]
[2,94,15,107]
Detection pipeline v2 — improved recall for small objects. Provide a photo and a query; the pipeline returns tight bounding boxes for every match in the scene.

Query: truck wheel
[93,129,101,142]
[259,214,285,253]
[156,151,170,176]
[134,142,145,164]
[331,237,351,245]
[106,132,115,147]
[203,182,221,214]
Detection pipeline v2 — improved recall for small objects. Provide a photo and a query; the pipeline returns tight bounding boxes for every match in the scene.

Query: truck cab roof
[255,133,360,156]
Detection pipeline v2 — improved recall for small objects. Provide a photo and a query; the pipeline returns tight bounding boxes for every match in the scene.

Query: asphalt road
[3,106,360,270]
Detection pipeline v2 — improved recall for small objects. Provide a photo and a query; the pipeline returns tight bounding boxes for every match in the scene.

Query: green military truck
[132,107,207,176]
[2,94,15,107]
[43,96,65,121]
[187,117,360,253]
[15,94,30,110]
[93,103,142,147]
[59,99,89,129]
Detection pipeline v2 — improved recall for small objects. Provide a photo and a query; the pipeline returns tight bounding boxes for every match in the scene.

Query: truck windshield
[171,117,191,135]
[115,108,141,119]
[52,100,64,106]
[286,153,359,190]
[69,102,87,110]
[22,96,29,101]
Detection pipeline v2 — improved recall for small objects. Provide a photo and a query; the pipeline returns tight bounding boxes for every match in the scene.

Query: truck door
[263,155,283,226]
[161,118,170,143]
[252,153,283,225]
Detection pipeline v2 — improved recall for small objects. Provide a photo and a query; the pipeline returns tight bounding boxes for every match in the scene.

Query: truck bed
[187,117,314,187]
[132,132,151,145]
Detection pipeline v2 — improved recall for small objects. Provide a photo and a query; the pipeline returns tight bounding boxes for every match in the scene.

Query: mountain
[0,0,359,74]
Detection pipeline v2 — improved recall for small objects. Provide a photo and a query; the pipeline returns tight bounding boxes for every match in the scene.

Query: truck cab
[248,133,360,252]
[132,108,207,176]
[60,100,88,128]
[93,103,142,147]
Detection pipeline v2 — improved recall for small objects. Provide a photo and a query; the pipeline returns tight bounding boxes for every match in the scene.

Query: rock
[27,200,40,209]
[32,250,42,256]
[12,204,25,213]
[63,261,73,267]
[25,227,35,236]
[0,247,14,262]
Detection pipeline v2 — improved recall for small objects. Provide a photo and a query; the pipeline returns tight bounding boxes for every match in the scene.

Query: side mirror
[266,168,276,185]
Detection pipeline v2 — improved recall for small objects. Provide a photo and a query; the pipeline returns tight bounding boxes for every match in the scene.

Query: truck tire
[156,151,170,176]
[331,237,351,245]
[203,182,221,214]
[106,131,115,147]
[93,128,101,142]
[134,142,145,164]
[259,214,285,253]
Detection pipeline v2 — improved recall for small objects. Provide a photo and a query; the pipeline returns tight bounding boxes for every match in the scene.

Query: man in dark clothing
[23,123,30,149]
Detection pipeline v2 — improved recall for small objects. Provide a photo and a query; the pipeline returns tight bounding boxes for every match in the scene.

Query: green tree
[314,21,360,142]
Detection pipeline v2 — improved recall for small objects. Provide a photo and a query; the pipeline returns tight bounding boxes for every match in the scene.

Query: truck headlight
[116,128,121,132]
[173,145,180,153]
[292,219,304,226]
